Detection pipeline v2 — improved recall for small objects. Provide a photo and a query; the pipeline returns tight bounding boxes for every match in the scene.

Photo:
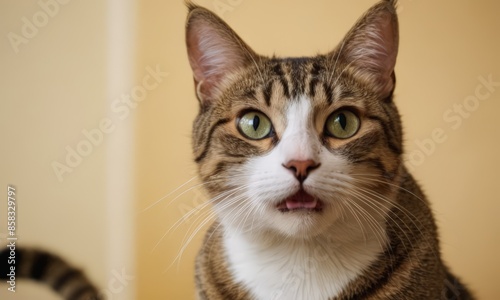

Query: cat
[0,247,101,299]
[185,0,474,299]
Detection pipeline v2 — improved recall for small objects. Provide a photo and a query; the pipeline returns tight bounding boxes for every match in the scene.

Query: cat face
[186,1,403,239]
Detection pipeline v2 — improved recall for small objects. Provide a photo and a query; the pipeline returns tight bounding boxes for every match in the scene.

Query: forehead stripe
[195,118,231,163]
[272,63,291,99]
[367,115,402,155]
[263,81,273,106]
[322,81,334,104]
[309,77,319,98]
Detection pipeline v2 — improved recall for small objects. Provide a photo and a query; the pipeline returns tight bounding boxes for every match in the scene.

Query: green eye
[237,111,273,140]
[325,110,360,139]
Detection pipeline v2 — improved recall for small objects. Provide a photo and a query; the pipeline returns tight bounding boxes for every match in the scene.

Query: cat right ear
[185,4,258,106]
[330,0,399,98]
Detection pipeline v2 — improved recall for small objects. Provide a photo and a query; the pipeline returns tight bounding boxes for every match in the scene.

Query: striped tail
[1,247,101,300]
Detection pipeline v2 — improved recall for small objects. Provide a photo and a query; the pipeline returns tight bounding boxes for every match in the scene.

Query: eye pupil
[252,115,260,131]
[338,113,347,130]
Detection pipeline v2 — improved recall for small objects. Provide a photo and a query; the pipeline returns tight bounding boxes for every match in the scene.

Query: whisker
[168,184,255,269]
[341,199,368,242]
[328,39,346,83]
[139,176,198,213]
[153,187,245,253]
[335,175,439,264]
[141,173,269,215]
[350,173,428,205]
[344,195,387,251]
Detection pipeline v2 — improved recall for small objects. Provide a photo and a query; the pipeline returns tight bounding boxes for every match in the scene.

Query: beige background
[1,0,499,299]
[0,0,135,299]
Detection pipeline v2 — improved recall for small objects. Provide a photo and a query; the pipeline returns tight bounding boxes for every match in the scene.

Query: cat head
[186,0,403,239]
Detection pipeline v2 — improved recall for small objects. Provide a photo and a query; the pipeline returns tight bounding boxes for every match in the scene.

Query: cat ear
[185,4,259,105]
[331,0,399,98]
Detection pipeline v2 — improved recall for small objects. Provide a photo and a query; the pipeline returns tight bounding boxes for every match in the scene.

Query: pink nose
[283,160,320,183]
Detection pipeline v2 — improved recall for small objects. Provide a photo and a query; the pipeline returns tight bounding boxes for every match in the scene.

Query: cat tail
[0,247,102,300]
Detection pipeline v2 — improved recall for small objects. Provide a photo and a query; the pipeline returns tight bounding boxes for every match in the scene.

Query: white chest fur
[224,226,385,300]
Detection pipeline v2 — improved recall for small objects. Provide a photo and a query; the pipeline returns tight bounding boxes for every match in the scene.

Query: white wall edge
[106,0,136,299]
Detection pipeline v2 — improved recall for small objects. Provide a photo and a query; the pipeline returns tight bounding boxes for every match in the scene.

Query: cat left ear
[185,4,259,106]
[330,0,399,98]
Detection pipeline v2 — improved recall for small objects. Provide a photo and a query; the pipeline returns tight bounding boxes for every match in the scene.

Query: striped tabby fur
[186,0,474,299]
[186,0,472,300]
[0,247,100,300]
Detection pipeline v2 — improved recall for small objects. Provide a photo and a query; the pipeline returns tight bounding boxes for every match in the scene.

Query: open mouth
[276,189,323,212]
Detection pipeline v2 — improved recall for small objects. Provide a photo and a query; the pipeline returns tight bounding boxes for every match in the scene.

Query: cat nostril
[283,160,320,183]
